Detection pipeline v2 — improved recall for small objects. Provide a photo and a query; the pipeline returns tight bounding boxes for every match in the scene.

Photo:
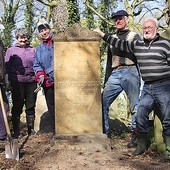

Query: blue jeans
[102,65,141,134]
[136,79,170,136]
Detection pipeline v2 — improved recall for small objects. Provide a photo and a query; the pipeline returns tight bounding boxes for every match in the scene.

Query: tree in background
[84,0,117,85]
[1,0,20,50]
[36,0,69,33]
[0,0,169,48]
[85,0,169,33]
[84,0,95,29]
[24,0,34,43]
[35,0,80,32]
[67,0,80,26]
[161,0,170,38]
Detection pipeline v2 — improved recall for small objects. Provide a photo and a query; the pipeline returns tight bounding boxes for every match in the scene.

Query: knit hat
[111,10,128,19]
[37,18,51,32]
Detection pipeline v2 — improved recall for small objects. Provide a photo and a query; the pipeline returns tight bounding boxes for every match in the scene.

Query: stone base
[51,134,111,152]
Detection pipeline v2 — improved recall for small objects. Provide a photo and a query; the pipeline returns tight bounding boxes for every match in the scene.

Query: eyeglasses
[142,26,156,31]
[114,16,126,22]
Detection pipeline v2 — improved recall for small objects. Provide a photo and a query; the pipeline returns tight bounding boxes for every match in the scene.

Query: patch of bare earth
[0,131,170,170]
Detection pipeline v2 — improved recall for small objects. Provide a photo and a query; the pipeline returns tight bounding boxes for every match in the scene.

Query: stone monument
[53,24,102,134]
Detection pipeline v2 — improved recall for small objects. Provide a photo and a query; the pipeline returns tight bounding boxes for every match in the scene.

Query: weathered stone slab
[51,134,110,151]
[54,24,102,134]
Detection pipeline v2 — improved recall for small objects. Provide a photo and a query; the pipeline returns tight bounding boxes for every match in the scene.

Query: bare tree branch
[2,0,7,10]
[36,0,60,7]
[36,0,51,6]
[84,0,113,26]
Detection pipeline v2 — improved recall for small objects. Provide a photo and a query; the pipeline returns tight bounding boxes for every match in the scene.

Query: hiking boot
[12,116,20,139]
[107,132,111,139]
[106,130,113,139]
[127,128,138,148]
[26,115,36,135]
[0,137,6,142]
[162,135,170,160]
[133,133,150,155]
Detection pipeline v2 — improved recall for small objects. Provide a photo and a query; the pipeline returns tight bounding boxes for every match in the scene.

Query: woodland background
[0,0,170,149]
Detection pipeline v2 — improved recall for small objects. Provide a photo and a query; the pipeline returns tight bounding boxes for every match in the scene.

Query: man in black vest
[103,10,142,148]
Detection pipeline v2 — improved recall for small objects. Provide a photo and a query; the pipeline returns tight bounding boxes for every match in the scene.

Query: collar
[116,29,129,35]
[43,36,53,46]
[15,43,31,48]
[143,33,160,43]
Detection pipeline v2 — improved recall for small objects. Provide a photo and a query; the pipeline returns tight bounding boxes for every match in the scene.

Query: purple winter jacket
[5,43,36,82]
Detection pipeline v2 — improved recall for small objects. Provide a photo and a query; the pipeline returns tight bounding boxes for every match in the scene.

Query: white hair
[15,28,29,39]
[143,17,159,28]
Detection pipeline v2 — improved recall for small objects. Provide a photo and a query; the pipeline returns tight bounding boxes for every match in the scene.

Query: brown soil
[0,129,170,170]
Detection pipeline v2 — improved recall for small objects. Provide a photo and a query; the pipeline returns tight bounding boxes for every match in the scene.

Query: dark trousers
[136,79,170,136]
[0,84,9,104]
[0,84,9,139]
[43,85,55,133]
[11,81,37,117]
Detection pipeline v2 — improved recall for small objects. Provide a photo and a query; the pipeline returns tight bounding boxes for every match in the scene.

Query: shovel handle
[0,87,11,137]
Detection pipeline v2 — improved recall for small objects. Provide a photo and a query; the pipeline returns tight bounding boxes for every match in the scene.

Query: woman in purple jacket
[5,28,37,138]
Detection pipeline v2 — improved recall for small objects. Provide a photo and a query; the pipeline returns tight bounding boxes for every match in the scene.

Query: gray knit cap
[37,18,50,32]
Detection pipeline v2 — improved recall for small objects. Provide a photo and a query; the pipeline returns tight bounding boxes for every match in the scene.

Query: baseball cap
[37,18,51,32]
[112,10,129,19]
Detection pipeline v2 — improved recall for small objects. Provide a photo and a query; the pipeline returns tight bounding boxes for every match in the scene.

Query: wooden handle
[0,88,11,137]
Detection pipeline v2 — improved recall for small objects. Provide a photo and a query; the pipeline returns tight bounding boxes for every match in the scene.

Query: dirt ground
[1,92,170,170]
[1,131,170,170]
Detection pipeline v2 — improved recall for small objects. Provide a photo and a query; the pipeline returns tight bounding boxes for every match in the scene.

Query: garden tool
[0,88,19,161]
[34,75,44,93]
[34,83,42,93]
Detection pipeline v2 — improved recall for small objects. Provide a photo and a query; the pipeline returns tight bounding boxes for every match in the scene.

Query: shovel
[0,88,19,161]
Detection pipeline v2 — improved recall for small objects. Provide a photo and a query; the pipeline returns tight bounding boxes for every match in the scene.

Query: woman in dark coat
[0,39,9,141]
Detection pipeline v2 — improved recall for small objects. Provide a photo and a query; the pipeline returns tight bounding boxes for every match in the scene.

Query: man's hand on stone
[93,28,105,37]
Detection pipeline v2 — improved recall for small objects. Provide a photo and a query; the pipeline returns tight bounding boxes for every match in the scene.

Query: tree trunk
[51,0,68,33]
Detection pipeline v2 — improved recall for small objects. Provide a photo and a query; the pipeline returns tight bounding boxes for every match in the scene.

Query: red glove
[45,79,54,87]
[35,71,44,83]
[35,71,54,87]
